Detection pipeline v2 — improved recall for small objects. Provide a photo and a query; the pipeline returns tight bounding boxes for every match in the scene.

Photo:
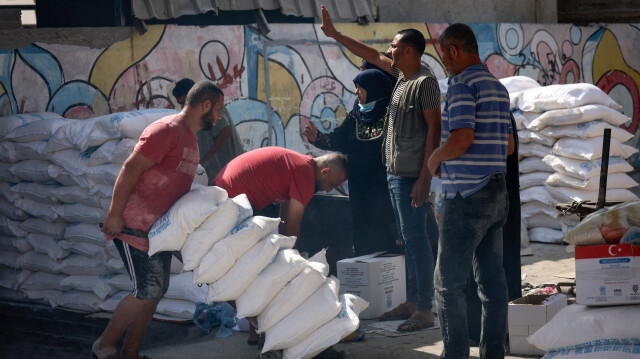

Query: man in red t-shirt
[214,146,348,237]
[214,146,347,346]
[92,81,225,359]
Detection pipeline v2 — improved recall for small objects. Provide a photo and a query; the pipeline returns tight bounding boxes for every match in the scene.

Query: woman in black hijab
[304,68,398,256]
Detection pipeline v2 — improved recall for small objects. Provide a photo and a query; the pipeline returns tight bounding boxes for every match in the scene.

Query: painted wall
[1,22,640,166]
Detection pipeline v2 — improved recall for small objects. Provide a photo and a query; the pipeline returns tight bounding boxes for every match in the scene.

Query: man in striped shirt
[320,5,441,332]
[427,24,515,359]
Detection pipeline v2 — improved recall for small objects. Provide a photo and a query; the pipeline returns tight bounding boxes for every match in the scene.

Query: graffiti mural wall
[1,22,640,164]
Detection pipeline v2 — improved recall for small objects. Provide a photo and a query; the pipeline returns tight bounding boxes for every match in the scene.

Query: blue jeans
[435,175,509,359]
[387,174,435,311]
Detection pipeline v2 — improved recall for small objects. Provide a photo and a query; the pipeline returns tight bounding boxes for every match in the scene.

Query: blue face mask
[358,100,377,113]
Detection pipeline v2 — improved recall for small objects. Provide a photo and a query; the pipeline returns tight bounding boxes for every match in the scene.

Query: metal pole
[596,128,611,210]
[263,41,273,146]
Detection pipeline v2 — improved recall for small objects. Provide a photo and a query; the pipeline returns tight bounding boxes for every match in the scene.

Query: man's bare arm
[278,198,305,238]
[101,152,155,235]
[320,5,392,74]
[411,107,441,207]
[427,127,474,177]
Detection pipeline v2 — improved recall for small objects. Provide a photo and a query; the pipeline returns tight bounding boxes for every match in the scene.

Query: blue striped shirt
[441,65,511,198]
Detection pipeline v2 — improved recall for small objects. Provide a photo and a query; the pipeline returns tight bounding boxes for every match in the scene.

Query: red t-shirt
[214,147,315,210]
[110,114,199,252]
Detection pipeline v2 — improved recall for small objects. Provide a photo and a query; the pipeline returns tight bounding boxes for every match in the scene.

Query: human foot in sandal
[378,301,416,321]
[91,336,118,359]
[397,310,435,332]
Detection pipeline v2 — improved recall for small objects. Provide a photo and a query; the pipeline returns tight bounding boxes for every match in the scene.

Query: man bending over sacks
[213,146,348,346]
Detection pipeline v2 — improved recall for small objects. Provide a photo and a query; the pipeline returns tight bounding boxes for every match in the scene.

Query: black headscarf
[352,69,393,124]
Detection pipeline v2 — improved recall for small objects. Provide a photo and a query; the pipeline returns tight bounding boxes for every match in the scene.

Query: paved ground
[0,243,574,359]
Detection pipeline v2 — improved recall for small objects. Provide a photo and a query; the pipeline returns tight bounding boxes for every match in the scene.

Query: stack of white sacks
[0,109,211,317]
[0,110,368,358]
[148,185,368,358]
[507,79,639,243]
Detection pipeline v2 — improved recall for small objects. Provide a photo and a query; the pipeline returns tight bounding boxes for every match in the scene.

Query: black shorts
[113,238,172,300]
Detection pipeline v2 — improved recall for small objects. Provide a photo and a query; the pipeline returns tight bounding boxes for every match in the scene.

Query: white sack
[519,143,552,158]
[57,253,108,276]
[540,120,634,143]
[545,185,639,203]
[63,223,105,244]
[55,290,103,312]
[83,163,121,186]
[542,155,634,180]
[0,216,28,237]
[0,112,60,138]
[20,218,66,238]
[25,234,69,260]
[521,201,559,219]
[155,297,196,320]
[517,130,556,146]
[552,137,638,160]
[519,156,553,174]
[527,304,640,351]
[10,182,59,204]
[23,289,62,307]
[0,267,32,291]
[51,185,101,207]
[99,290,129,312]
[520,104,630,131]
[108,273,134,292]
[235,249,307,318]
[0,198,29,221]
[4,116,69,142]
[546,172,638,191]
[15,198,59,222]
[526,213,562,230]
[181,197,241,271]
[513,83,621,113]
[0,141,49,163]
[8,160,54,183]
[528,227,564,244]
[519,186,555,205]
[207,234,296,302]
[165,272,208,303]
[147,186,228,256]
[88,138,136,166]
[21,251,60,273]
[54,203,106,224]
[257,250,330,334]
[48,164,91,187]
[0,163,20,183]
[0,235,32,253]
[519,171,551,189]
[193,216,281,284]
[20,271,66,291]
[262,276,342,352]
[59,240,105,257]
[59,274,118,300]
[499,76,541,94]
[283,294,369,359]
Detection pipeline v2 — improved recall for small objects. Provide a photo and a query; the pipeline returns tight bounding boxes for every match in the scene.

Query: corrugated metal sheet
[132,0,375,21]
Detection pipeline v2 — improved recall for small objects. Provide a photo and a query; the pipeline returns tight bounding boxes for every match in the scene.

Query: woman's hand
[302,121,318,143]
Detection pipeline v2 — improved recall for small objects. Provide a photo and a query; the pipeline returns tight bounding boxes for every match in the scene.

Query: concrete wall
[1,21,639,167]
[376,0,558,23]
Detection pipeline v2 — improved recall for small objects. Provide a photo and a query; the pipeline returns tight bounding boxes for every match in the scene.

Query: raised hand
[320,5,339,38]
[302,121,318,142]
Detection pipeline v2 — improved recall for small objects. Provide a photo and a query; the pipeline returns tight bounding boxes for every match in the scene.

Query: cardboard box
[508,293,567,356]
[575,243,640,306]
[337,252,406,319]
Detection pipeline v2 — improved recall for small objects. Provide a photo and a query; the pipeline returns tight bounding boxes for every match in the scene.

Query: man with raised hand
[320,4,441,332]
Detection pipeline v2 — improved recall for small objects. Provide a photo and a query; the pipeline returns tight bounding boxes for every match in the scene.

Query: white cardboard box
[337,252,406,319]
[508,293,567,356]
[575,243,640,306]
